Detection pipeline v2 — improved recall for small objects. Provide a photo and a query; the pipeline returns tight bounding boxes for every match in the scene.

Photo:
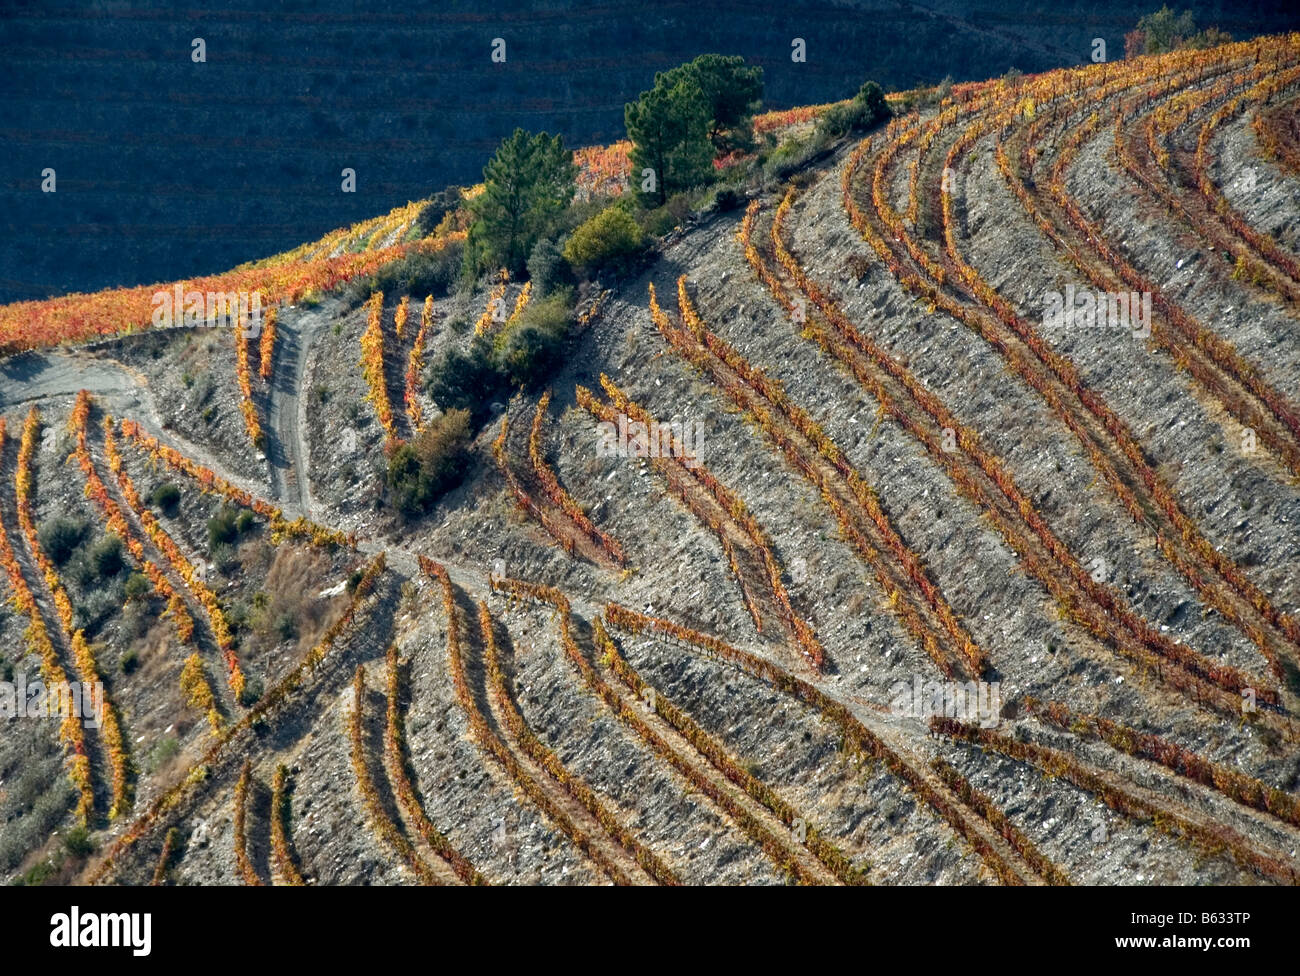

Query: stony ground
[3,49,1300,887]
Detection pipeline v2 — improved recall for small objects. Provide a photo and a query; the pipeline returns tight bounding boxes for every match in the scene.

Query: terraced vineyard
[3,34,1300,889]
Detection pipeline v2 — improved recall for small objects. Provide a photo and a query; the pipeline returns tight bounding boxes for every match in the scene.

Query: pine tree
[466,128,577,275]
[624,75,713,206]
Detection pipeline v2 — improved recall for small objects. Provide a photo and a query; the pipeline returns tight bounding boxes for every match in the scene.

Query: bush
[563,204,648,278]
[123,572,151,602]
[150,482,181,515]
[207,506,244,550]
[526,237,572,297]
[74,589,119,638]
[426,337,503,423]
[345,239,464,307]
[235,510,256,535]
[711,186,745,212]
[62,826,94,859]
[66,550,97,588]
[497,292,573,389]
[387,408,473,518]
[762,133,823,182]
[346,568,365,594]
[145,735,180,773]
[119,648,139,675]
[39,517,87,567]
[211,543,240,576]
[814,81,891,141]
[89,534,125,578]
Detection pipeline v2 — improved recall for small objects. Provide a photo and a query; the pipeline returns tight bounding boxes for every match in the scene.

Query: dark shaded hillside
[2,0,1298,303]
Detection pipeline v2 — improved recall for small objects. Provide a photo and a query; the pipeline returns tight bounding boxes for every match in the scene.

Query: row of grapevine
[107,419,247,703]
[1017,61,1300,674]
[347,665,444,885]
[851,67,1300,694]
[491,408,578,558]
[0,222,466,357]
[270,764,307,886]
[405,295,434,433]
[476,598,682,885]
[258,307,277,381]
[575,140,632,198]
[1118,46,1300,293]
[118,418,353,549]
[575,289,609,331]
[179,652,221,733]
[490,575,856,883]
[473,269,510,337]
[653,279,987,679]
[1039,56,1300,478]
[1252,91,1300,172]
[418,556,650,885]
[233,759,263,885]
[233,316,266,451]
[603,603,1058,885]
[360,292,400,451]
[574,382,765,632]
[69,393,224,732]
[928,757,1071,885]
[393,296,410,341]
[383,645,488,885]
[930,716,1299,885]
[89,553,387,883]
[1192,61,1300,287]
[584,373,822,667]
[16,406,132,818]
[150,827,181,885]
[0,417,94,824]
[1022,697,1300,829]
[69,393,196,650]
[757,188,1284,718]
[529,390,625,565]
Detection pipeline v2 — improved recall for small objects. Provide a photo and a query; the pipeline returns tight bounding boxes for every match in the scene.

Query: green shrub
[426,337,503,422]
[73,589,118,637]
[346,568,365,594]
[387,408,473,517]
[526,237,573,297]
[207,506,241,550]
[563,204,647,277]
[39,517,87,567]
[150,482,181,515]
[63,827,94,859]
[762,134,822,181]
[211,543,240,576]
[497,292,573,389]
[123,572,151,602]
[235,510,256,535]
[151,482,181,512]
[145,735,180,773]
[119,648,140,675]
[89,534,126,578]
[815,81,891,141]
[345,239,464,307]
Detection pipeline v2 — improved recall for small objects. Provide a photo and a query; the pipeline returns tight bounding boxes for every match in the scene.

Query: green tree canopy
[659,54,764,154]
[624,53,763,206]
[1125,6,1231,57]
[465,128,577,276]
[624,74,713,206]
